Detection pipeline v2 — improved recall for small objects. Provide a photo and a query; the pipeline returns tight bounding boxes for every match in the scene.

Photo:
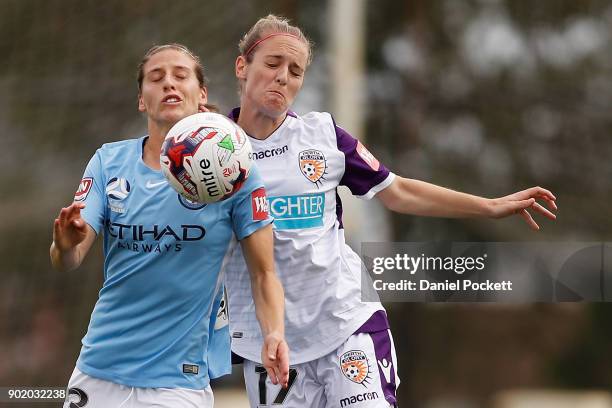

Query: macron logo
[377,359,392,383]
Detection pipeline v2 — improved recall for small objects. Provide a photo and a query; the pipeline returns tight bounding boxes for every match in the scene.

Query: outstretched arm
[240,224,289,388]
[377,177,557,230]
[50,202,97,272]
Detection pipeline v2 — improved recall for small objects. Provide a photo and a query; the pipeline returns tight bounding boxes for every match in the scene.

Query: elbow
[251,270,285,317]
[377,176,416,214]
[382,197,401,213]
[251,267,282,292]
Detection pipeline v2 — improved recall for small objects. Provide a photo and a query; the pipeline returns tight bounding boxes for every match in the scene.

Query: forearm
[50,242,83,272]
[251,271,285,337]
[382,178,492,218]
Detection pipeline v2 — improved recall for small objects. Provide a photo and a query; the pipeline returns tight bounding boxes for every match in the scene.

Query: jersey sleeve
[334,122,396,200]
[74,150,106,234]
[231,165,273,240]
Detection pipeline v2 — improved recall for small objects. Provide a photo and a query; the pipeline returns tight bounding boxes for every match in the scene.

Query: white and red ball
[160,112,252,204]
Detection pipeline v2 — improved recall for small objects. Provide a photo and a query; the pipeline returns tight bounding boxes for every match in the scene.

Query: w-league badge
[299,149,327,185]
[74,177,93,202]
[340,350,372,386]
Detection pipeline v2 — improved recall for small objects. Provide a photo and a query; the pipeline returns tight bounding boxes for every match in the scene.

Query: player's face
[138,49,206,127]
[236,35,308,118]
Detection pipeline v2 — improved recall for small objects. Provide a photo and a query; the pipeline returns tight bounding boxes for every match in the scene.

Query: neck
[142,120,172,170]
[237,102,286,140]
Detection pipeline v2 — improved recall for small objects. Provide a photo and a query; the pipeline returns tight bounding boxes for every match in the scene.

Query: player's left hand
[261,332,289,388]
[488,186,557,230]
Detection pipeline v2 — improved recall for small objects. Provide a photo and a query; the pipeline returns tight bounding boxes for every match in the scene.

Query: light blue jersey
[207,285,230,380]
[73,136,271,389]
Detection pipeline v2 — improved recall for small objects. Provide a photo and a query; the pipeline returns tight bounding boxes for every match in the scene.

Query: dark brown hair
[136,43,217,112]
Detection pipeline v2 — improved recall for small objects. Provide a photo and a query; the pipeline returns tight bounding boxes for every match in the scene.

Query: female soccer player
[224,15,557,408]
[50,44,288,408]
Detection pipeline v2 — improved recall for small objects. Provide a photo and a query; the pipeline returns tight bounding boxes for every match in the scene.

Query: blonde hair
[239,14,313,66]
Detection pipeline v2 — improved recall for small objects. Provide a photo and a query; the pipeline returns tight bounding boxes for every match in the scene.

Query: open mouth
[162,94,182,104]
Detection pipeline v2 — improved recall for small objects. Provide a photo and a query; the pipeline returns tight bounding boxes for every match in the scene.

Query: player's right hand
[489,186,557,231]
[262,331,290,388]
[53,202,88,251]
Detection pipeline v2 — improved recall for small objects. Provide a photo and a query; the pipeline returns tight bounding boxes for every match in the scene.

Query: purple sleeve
[335,123,394,199]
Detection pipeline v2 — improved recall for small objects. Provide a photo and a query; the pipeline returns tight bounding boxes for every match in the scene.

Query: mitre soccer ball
[160,112,252,204]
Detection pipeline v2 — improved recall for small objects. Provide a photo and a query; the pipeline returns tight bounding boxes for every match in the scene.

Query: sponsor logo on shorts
[298,149,327,185]
[268,193,325,230]
[253,145,288,160]
[251,188,269,221]
[74,177,93,202]
[340,391,379,407]
[67,387,88,407]
[356,141,380,171]
[340,350,372,386]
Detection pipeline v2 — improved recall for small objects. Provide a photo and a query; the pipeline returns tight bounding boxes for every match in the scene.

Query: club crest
[340,350,372,386]
[299,149,327,185]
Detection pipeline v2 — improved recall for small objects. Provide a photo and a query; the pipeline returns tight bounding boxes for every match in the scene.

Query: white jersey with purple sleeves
[225,109,395,364]
[74,136,271,389]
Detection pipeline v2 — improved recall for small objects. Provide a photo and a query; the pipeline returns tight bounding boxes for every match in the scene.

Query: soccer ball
[160,112,252,204]
[345,364,360,380]
[302,163,317,177]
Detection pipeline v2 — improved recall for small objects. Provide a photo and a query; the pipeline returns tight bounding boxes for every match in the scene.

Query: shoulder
[292,111,334,127]
[293,111,360,151]
[99,137,143,152]
[287,111,336,140]
[96,137,144,159]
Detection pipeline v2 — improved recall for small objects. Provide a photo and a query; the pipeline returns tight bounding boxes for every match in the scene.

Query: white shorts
[63,367,214,408]
[243,330,399,408]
